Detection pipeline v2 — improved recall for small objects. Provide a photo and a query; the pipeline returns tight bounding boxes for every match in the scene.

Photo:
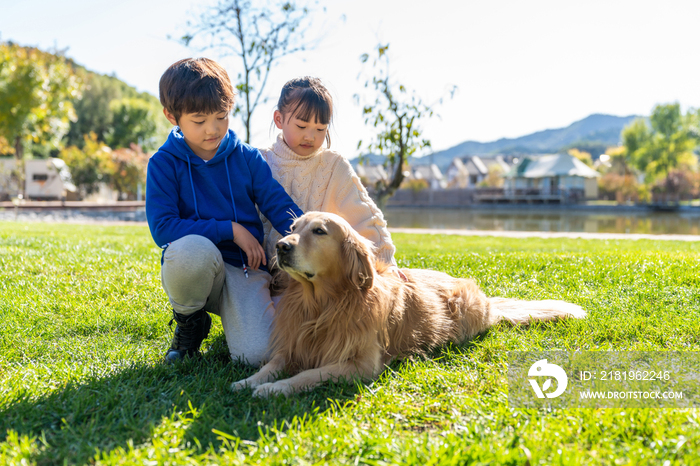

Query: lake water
[3,205,700,236]
[383,207,700,236]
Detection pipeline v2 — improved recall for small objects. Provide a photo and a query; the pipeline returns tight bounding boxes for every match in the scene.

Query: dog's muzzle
[276,239,314,279]
[275,240,293,268]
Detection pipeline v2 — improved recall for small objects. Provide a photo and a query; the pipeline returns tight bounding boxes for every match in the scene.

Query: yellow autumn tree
[60,133,111,199]
[568,148,593,167]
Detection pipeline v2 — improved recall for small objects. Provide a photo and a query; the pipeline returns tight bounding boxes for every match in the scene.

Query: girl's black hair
[277,77,333,147]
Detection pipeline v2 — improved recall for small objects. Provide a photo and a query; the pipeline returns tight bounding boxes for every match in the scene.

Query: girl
[259,76,402,278]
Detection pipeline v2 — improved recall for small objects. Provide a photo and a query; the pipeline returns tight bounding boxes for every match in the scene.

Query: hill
[353,113,641,171]
[65,63,168,151]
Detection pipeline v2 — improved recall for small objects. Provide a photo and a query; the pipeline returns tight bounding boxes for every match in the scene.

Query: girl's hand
[389,266,408,282]
[232,222,267,271]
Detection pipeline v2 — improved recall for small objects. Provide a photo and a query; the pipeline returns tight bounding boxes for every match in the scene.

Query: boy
[146,57,303,366]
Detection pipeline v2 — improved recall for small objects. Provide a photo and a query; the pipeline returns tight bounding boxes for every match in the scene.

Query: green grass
[0,222,699,465]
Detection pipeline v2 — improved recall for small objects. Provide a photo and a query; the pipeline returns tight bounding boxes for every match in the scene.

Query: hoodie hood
[158,128,244,223]
[161,127,239,165]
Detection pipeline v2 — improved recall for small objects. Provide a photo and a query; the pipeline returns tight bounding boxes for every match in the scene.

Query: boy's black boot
[165,309,212,363]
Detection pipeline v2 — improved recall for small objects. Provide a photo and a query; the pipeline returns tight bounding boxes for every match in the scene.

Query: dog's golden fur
[233,212,585,397]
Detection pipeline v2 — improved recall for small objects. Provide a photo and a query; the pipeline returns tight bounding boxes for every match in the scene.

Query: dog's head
[276,212,376,290]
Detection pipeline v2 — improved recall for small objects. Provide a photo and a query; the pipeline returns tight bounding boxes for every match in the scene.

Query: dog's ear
[343,231,375,290]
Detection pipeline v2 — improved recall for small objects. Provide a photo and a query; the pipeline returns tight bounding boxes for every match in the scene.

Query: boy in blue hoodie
[146,58,303,366]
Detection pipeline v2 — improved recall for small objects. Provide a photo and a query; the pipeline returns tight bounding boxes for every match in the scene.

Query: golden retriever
[232,212,585,397]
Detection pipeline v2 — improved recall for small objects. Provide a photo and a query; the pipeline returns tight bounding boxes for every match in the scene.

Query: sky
[1,0,699,159]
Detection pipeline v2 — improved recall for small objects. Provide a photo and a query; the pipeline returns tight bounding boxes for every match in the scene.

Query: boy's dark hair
[277,77,333,147]
[159,58,235,123]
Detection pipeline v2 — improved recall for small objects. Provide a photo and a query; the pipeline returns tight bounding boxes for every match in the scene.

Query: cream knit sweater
[260,134,397,266]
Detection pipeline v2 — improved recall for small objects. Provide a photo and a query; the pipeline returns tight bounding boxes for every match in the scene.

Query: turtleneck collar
[272,133,325,160]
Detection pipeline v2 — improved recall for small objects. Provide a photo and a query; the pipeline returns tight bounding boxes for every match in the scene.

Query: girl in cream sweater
[260,77,401,273]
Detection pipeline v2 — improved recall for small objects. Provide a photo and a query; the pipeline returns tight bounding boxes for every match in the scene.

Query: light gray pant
[161,234,274,367]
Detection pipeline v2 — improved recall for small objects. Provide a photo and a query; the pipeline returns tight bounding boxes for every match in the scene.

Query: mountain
[353,113,641,171]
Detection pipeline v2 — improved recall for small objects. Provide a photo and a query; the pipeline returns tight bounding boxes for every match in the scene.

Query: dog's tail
[488,297,586,325]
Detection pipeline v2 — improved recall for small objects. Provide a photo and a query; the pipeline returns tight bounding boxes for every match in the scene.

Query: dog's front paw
[231,377,259,392]
[252,381,293,398]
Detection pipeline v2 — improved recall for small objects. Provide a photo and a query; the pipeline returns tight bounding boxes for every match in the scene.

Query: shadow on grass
[1,321,547,464]
[0,334,360,465]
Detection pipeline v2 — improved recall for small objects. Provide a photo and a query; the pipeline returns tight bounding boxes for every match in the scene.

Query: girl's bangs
[288,89,331,124]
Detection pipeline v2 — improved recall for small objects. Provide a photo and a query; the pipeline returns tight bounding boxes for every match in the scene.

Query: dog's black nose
[276,241,292,254]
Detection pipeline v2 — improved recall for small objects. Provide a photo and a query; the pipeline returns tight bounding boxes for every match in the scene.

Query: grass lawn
[0,221,699,465]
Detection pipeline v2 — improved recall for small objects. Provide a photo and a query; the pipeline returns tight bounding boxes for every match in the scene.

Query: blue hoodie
[146,127,303,270]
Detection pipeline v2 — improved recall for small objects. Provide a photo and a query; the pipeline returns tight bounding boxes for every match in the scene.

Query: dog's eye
[313,228,327,236]
[289,225,296,232]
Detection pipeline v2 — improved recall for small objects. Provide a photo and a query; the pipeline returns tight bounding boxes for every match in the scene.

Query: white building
[0,158,77,200]
[504,153,600,199]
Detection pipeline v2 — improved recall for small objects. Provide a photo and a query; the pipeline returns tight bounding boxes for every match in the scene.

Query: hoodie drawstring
[187,153,249,278]
[186,156,200,219]
[225,164,249,278]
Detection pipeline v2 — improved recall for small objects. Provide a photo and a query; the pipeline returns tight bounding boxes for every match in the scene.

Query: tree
[479,166,505,188]
[0,43,80,161]
[568,148,593,167]
[622,103,699,183]
[602,146,636,176]
[651,168,699,200]
[180,0,319,143]
[356,44,453,209]
[108,97,164,150]
[596,146,646,203]
[63,71,119,149]
[61,134,149,201]
[64,71,169,151]
[60,133,111,199]
[105,144,149,200]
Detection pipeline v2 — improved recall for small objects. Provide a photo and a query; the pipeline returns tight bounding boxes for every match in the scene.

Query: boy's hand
[232,222,267,271]
[389,266,408,282]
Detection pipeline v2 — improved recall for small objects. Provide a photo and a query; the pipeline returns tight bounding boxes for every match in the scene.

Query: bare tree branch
[180,0,319,143]
[355,44,448,208]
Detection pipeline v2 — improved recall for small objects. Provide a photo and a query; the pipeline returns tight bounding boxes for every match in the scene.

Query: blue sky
[1,0,699,158]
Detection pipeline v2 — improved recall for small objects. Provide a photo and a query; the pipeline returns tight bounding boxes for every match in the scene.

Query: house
[463,156,489,186]
[481,155,511,177]
[503,153,600,199]
[0,158,77,201]
[26,159,77,200]
[446,155,511,188]
[411,164,446,189]
[354,163,389,187]
[445,158,469,188]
